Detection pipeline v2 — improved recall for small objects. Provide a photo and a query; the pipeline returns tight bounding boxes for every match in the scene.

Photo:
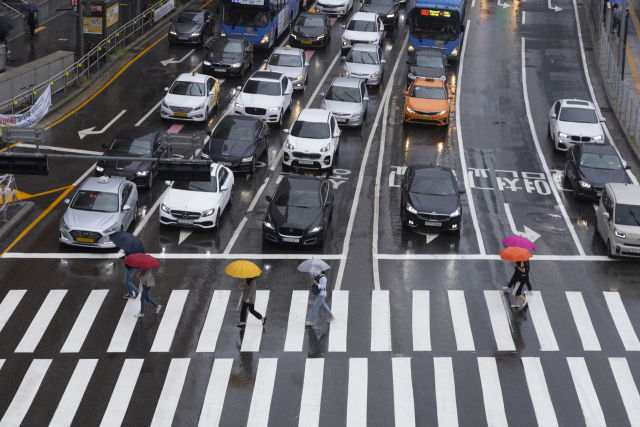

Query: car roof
[576,142,618,154]
[331,76,361,88]
[351,43,378,52]
[273,46,304,55]
[412,165,453,178]
[208,36,245,43]
[351,12,378,21]
[115,125,161,140]
[81,177,126,193]
[413,77,446,88]
[281,175,324,189]
[608,183,640,205]
[300,11,327,18]
[250,70,284,81]
[175,72,210,83]
[296,109,331,122]
[414,48,446,58]
[560,99,595,109]
[217,114,260,128]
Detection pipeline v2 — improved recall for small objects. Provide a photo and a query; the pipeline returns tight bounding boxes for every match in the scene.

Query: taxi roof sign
[284,45,292,50]
[97,176,109,184]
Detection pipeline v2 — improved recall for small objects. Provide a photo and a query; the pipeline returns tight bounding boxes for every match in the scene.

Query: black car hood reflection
[207,138,255,158]
[208,51,243,64]
[408,192,458,214]
[99,151,152,171]
[292,25,325,37]
[410,65,446,80]
[360,4,394,16]
[579,167,627,187]
[173,23,202,34]
[268,205,323,229]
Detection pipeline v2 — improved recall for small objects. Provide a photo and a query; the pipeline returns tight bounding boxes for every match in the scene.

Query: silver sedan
[264,46,309,91]
[341,43,385,86]
[321,77,369,127]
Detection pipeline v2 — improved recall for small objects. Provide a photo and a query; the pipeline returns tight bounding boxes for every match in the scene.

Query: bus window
[222,1,269,28]
[410,9,459,41]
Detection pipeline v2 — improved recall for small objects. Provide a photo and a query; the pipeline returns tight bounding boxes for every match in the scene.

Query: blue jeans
[308,295,332,321]
[140,285,158,312]
[123,268,137,296]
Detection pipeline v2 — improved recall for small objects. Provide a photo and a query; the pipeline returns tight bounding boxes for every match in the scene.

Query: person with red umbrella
[124,254,162,318]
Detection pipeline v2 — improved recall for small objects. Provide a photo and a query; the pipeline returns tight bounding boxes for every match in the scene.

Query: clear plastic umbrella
[297,258,331,273]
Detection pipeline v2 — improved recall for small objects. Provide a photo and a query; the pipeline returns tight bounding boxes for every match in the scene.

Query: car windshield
[296,16,324,26]
[347,50,379,64]
[413,55,444,68]
[270,53,302,67]
[71,190,119,212]
[411,176,456,195]
[222,3,269,28]
[363,0,390,4]
[176,12,203,24]
[108,137,152,155]
[410,9,460,41]
[290,121,331,139]
[169,81,205,96]
[579,153,623,170]
[347,19,376,32]
[212,124,253,141]
[615,204,640,226]
[172,177,218,192]
[326,86,361,102]
[243,80,281,95]
[275,187,321,208]
[559,107,599,123]
[411,86,446,99]
[208,40,242,53]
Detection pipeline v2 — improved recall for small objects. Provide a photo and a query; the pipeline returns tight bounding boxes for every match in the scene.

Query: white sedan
[283,109,341,170]
[234,70,293,128]
[159,163,234,229]
[264,46,309,90]
[161,72,220,122]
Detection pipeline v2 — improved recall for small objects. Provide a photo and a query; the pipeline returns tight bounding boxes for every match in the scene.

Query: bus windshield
[222,2,269,28]
[410,9,460,41]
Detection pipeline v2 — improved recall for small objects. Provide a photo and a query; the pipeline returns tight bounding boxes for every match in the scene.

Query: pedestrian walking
[503,261,533,309]
[27,11,36,40]
[237,277,265,327]
[134,268,162,318]
[613,5,621,34]
[306,270,335,326]
[120,252,139,299]
[0,32,9,55]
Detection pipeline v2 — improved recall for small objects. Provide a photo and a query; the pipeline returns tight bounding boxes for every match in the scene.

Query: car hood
[288,135,332,151]
[164,93,206,108]
[345,62,380,75]
[406,97,448,112]
[321,0,347,5]
[360,4,393,15]
[409,66,446,80]
[578,167,627,186]
[557,121,603,137]
[293,26,324,37]
[173,22,203,33]
[207,138,255,157]
[268,204,323,229]
[99,151,152,171]
[64,209,121,231]
[238,92,282,108]
[408,192,458,214]
[266,65,304,78]
[323,99,362,114]
[163,188,222,212]
[208,51,243,64]
[343,30,379,42]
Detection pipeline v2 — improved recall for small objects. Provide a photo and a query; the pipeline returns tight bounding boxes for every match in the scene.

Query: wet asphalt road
[2,0,640,425]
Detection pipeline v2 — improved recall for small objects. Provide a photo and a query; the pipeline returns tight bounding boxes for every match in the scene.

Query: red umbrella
[124,253,160,269]
[502,235,537,251]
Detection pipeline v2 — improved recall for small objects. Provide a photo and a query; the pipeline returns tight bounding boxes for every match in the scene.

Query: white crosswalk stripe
[198,358,234,427]
[285,290,309,352]
[483,291,515,351]
[107,298,140,353]
[196,290,230,353]
[329,290,348,352]
[0,290,26,336]
[567,357,606,427]
[371,290,391,351]
[298,358,325,427]
[412,290,431,351]
[49,359,98,427]
[61,290,108,353]
[609,357,640,427]
[0,359,51,427]
[151,290,189,352]
[448,290,474,351]
[151,358,191,427]
[604,292,640,351]
[477,357,508,427]
[15,290,67,353]
[565,292,601,351]
[434,357,459,427]
[241,290,269,352]
[522,357,559,427]
[99,359,144,427]
[392,357,416,427]
[347,358,368,427]
[247,358,278,427]
[0,359,4,371]
[527,292,559,351]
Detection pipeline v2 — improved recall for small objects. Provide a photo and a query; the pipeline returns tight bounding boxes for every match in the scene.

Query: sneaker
[123,293,135,299]
[328,316,335,323]
[522,300,528,308]
[511,304,519,308]
[156,305,162,314]
[134,292,139,299]
[502,287,509,292]
[134,312,144,318]
[305,320,313,326]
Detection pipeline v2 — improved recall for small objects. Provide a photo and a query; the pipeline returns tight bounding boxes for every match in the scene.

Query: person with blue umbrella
[22,4,39,40]
[110,231,145,299]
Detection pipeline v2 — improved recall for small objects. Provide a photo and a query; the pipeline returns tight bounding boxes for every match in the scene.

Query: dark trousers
[29,23,35,38]
[240,302,262,323]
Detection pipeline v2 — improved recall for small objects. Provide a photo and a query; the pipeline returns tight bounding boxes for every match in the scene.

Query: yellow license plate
[301,40,312,44]
[174,113,188,117]
[419,116,434,120]
[75,237,95,243]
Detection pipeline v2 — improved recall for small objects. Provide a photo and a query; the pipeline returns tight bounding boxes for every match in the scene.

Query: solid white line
[0,290,26,335]
[609,357,640,427]
[371,290,392,351]
[329,290,348,352]
[284,290,309,352]
[133,187,169,236]
[304,52,342,110]
[298,358,325,427]
[150,359,191,427]
[567,357,607,427]
[522,357,559,427]
[247,358,278,427]
[0,252,347,260]
[471,0,475,6]
[247,178,269,212]
[17,144,103,156]
[527,291,559,351]
[241,290,269,352]
[392,358,416,427]
[196,290,230,353]
[374,253,616,261]
[49,359,99,427]
[372,93,390,291]
[60,290,108,353]
[434,357,459,427]
[198,358,234,427]
[412,290,431,351]
[136,99,164,126]
[522,37,585,256]
[477,357,509,427]
[0,359,51,427]
[223,217,247,255]
[483,291,516,351]
[107,298,140,353]
[448,290,475,351]
[151,290,189,352]
[565,292,601,351]
[456,20,486,255]
[604,291,640,351]
[347,358,368,427]
[15,289,67,353]
[99,359,144,427]
[522,11,525,24]
[72,163,97,187]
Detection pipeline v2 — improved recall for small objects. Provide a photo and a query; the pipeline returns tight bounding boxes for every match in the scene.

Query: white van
[596,183,640,257]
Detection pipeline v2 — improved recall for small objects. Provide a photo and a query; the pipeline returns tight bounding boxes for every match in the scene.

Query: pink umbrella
[502,235,537,251]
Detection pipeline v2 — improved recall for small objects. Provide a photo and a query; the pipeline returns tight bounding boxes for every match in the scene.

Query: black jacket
[507,264,532,295]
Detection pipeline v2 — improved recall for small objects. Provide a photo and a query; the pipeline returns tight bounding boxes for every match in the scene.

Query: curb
[0,201,35,242]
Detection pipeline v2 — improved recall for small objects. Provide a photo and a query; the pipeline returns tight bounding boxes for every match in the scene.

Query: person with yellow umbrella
[226,260,266,328]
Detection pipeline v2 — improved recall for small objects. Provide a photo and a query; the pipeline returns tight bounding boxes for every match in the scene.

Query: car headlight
[191,31,201,36]
[408,45,414,52]
[286,141,295,150]
[60,217,70,231]
[161,204,171,213]
[201,152,210,159]
[169,30,177,35]
[387,13,395,17]
[370,40,378,44]
[559,132,569,138]
[231,63,241,68]
[296,75,304,80]
[221,29,226,36]
[371,72,379,78]
[343,68,349,76]
[451,47,459,56]
[594,135,603,141]
[408,72,415,80]
[579,181,592,188]
[162,100,169,109]
[195,102,205,110]
[242,157,253,162]
[352,110,362,118]
[317,35,325,39]
[406,106,415,114]
[291,33,298,39]
[438,108,448,115]
[203,60,211,66]
[264,220,275,229]
[320,144,331,153]
[450,207,461,217]
[202,208,215,217]
[405,202,417,214]
[261,34,269,43]
[343,40,350,46]
[103,222,120,234]
[136,171,148,176]
[615,229,626,239]
[96,166,104,172]
[235,103,244,109]
[269,106,280,111]
[309,226,323,233]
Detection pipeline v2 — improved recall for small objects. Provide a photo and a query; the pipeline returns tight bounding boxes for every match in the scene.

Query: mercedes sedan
[202,36,253,76]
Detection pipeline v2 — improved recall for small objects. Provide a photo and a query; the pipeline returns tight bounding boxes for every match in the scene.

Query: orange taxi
[402,77,453,125]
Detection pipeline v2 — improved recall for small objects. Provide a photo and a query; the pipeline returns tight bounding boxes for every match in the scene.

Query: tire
[229,185,234,205]
[277,110,284,128]
[564,163,571,185]
[132,202,138,222]
[249,156,256,174]
[147,172,153,189]
[548,122,552,138]
[607,239,615,258]
[215,209,221,229]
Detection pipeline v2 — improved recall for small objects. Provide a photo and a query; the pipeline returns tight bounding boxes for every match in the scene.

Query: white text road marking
[347,358,368,427]
[15,289,67,353]
[483,291,516,351]
[371,290,392,351]
[609,358,640,427]
[99,359,144,427]
[522,358,559,427]
[527,292,559,351]
[151,359,191,427]
[0,359,51,427]
[247,358,278,427]
[392,358,416,427]
[285,290,309,352]
[0,290,26,335]
[477,357,509,427]
[196,290,230,353]
[107,298,141,352]
[61,290,108,353]
[299,358,325,427]
[78,110,127,139]
[565,292,601,351]
[412,290,431,351]
[448,290,475,351]
[198,358,234,427]
[434,357,459,427]
[49,359,98,427]
[604,292,640,351]
[567,358,606,427]
[329,290,348,352]
[151,290,189,352]
[241,290,269,352]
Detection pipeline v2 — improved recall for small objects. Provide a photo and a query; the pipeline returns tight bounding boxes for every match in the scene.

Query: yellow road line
[34,26,46,33]
[0,141,23,153]
[17,185,74,200]
[625,43,640,96]
[200,0,215,8]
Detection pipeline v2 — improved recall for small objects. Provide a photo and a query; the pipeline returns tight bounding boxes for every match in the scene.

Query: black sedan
[360,0,399,29]
[262,176,334,246]
[203,36,253,76]
[95,126,166,189]
[401,165,465,231]
[202,115,269,173]
[290,12,332,48]
[168,9,214,45]
[406,49,448,87]
[565,142,630,200]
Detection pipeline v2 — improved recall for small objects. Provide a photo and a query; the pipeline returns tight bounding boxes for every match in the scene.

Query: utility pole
[617,0,628,72]
[77,0,84,58]
[621,7,630,80]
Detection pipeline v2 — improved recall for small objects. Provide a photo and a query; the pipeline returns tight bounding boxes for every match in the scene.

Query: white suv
[234,70,293,127]
[596,183,640,258]
[283,109,341,170]
[548,99,605,151]
[341,12,384,55]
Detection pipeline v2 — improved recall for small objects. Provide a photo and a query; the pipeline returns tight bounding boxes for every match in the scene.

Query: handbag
[146,275,156,288]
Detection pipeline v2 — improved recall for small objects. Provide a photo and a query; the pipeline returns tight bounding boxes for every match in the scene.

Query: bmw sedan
[168,9,214,45]
[290,12,332,48]
[320,77,369,127]
[341,43,385,86]
[202,36,253,76]
[262,175,334,246]
[565,142,630,200]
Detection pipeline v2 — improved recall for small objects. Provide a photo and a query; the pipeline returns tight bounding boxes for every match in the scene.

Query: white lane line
[522,357,559,427]
[522,10,526,24]
[448,290,475,351]
[527,291,559,351]
[347,358,368,427]
[434,357,459,427]
[565,292,601,351]
[0,359,51,427]
[284,290,309,352]
[99,359,144,427]
[392,358,416,427]
[522,37,586,256]
[247,358,278,427]
[329,290,348,352]
[151,290,189,352]
[477,357,509,427]
[150,359,191,427]
[198,358,234,427]
[247,178,269,212]
[456,20,486,255]
[0,360,4,371]
[567,357,606,427]
[609,357,640,427]
[298,358,325,427]
[1,252,347,260]
[107,298,140,353]
[412,290,431,351]
[49,359,98,427]
[604,291,640,351]
[223,217,247,255]
[136,99,164,126]
[0,290,26,335]
[72,163,97,187]
[372,91,390,291]
[17,144,103,155]
[483,291,516,351]
[196,290,230,353]
[374,254,616,261]
[15,289,67,353]
[371,290,392,351]
[241,290,269,352]
[60,290,108,353]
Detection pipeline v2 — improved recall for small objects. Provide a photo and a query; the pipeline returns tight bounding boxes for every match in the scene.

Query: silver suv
[596,183,640,258]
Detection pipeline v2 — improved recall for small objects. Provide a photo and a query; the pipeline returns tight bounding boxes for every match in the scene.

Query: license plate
[178,36,189,40]
[301,40,312,44]
[629,248,640,254]
[283,237,299,242]
[425,221,441,227]
[174,113,188,117]
[177,219,194,224]
[218,161,232,166]
[419,115,434,120]
[337,119,347,123]
[597,191,602,197]
[298,160,314,165]
[214,68,226,72]
[75,237,95,243]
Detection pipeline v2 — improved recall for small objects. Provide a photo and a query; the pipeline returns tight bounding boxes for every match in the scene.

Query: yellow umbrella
[225,260,263,279]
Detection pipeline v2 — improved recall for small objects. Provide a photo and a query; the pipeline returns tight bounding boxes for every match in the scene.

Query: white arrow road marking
[504,203,541,242]
[414,230,440,244]
[78,110,126,139]
[179,228,194,245]
[497,0,511,8]
[548,0,562,11]
[161,49,195,66]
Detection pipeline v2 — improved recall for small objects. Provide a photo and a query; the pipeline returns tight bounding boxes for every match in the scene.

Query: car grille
[70,230,103,239]
[170,105,193,113]
[279,227,304,237]
[351,72,370,77]
[293,152,322,159]
[245,107,267,116]
[412,110,439,116]
[350,40,369,45]
[417,213,450,222]
[593,186,604,192]
[170,210,201,219]
[210,154,241,164]
[570,135,592,142]
[179,33,192,38]
[210,63,231,68]
[105,169,135,180]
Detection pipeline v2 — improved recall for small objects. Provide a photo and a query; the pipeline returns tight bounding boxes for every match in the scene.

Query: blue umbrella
[22,3,39,12]
[109,232,145,255]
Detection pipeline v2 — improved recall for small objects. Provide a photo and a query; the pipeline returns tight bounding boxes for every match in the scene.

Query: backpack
[311,274,325,295]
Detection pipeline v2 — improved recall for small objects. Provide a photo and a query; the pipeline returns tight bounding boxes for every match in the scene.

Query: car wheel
[120,224,124,232]
[216,209,221,229]
[607,239,615,258]
[132,202,138,222]
[289,97,293,113]
[277,110,284,128]
[249,156,256,174]
[147,172,153,189]
[229,185,234,205]
[318,227,327,246]
[548,122,552,138]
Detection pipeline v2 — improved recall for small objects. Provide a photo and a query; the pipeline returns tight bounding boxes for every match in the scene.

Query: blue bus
[219,0,302,48]
[407,0,466,60]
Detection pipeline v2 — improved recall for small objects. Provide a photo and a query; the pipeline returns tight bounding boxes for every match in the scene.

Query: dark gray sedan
[168,9,214,45]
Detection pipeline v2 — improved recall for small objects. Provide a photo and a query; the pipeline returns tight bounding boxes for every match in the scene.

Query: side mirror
[123,205,131,211]
[602,211,610,220]
[206,130,212,136]
[341,56,346,60]
[342,24,346,29]
[600,117,607,122]
[102,143,108,149]
[401,184,408,189]
[305,61,309,66]
[165,181,172,186]
[285,89,293,95]
[363,97,369,101]
[221,185,228,191]
[164,87,169,91]
[460,24,466,32]
[64,199,70,204]
[406,60,410,64]
[625,165,632,170]
[458,188,466,195]
[155,147,164,155]
[237,86,242,91]
[448,94,454,99]
[446,63,451,67]
[266,196,273,202]
[326,199,333,206]
[283,129,289,134]
[334,132,340,138]
[403,91,408,96]
[550,113,557,119]
[320,92,325,97]
[257,135,264,141]
[381,60,386,64]
[263,59,268,63]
